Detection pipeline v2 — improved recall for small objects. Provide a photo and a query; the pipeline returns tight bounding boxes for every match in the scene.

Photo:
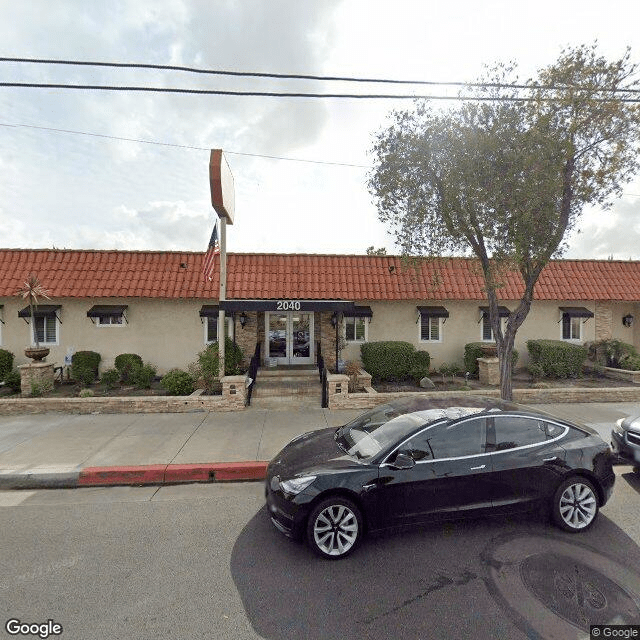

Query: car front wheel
[306,497,363,559]
[552,477,599,532]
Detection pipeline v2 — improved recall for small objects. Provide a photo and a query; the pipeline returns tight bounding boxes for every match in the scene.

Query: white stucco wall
[339,299,627,370]
[0,297,217,374]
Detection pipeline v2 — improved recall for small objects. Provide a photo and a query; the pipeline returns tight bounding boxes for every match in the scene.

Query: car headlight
[614,419,625,435]
[280,475,316,496]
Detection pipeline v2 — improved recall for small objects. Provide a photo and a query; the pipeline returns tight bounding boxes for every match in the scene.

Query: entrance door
[266,312,314,365]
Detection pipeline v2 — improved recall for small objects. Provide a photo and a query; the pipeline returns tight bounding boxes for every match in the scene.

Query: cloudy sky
[0,0,639,259]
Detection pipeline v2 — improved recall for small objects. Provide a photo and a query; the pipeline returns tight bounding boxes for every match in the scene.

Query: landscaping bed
[372,369,638,394]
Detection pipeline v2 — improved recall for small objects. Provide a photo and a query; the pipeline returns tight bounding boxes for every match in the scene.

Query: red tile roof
[1,249,640,302]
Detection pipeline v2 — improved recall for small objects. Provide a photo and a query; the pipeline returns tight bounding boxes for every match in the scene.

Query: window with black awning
[86,305,128,325]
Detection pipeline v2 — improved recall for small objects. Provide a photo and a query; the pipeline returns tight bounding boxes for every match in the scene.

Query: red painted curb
[79,465,166,486]
[78,462,269,486]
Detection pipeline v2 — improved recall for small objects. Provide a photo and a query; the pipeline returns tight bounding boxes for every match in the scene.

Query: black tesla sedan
[265,396,615,559]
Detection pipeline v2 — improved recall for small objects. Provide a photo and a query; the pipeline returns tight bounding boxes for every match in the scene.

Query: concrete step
[258,368,318,379]
[248,396,322,410]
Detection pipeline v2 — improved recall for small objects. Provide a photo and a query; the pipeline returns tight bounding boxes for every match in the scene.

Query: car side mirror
[391,452,415,470]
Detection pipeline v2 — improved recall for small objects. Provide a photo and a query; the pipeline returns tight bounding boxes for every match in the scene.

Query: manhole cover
[483,535,640,639]
[520,552,640,631]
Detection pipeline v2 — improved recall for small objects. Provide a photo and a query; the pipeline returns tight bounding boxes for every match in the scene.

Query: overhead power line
[2,82,640,102]
[1,56,640,95]
[0,121,370,167]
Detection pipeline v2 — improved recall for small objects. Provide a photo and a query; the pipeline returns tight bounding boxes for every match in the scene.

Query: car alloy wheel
[552,477,599,532]
[307,497,362,559]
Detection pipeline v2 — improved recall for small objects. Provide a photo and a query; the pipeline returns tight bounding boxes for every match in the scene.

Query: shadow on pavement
[622,470,640,494]
[231,508,640,640]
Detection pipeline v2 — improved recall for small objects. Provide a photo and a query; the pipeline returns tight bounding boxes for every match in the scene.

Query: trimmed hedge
[527,339,587,378]
[5,370,21,392]
[72,350,101,385]
[114,353,143,384]
[464,342,518,377]
[588,339,638,369]
[161,369,195,395]
[196,338,245,393]
[133,363,157,389]
[0,348,14,381]
[360,341,430,382]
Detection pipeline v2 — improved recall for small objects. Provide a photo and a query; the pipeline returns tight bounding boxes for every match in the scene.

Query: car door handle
[470,464,486,470]
[543,456,557,462]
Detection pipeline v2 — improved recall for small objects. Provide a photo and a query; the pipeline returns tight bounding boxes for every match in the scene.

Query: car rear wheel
[552,477,599,532]
[306,497,363,559]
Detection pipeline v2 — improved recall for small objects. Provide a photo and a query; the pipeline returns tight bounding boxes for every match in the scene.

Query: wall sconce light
[239,312,248,328]
[330,312,338,328]
[623,313,634,328]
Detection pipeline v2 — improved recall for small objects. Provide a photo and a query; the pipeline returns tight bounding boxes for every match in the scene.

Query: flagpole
[218,217,227,379]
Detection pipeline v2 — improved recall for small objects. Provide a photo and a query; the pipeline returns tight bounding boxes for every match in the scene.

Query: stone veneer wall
[0,375,248,415]
[319,312,339,370]
[234,312,259,366]
[326,374,640,410]
[595,302,613,341]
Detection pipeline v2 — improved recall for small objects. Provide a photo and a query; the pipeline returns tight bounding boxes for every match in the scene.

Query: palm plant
[17,274,51,348]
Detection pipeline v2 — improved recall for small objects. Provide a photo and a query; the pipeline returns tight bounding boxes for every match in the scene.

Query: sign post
[209,149,235,380]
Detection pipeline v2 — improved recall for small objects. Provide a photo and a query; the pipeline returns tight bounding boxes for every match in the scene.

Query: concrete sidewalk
[1,400,639,490]
[0,407,362,489]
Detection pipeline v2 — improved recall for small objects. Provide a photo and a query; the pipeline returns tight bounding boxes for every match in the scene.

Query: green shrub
[0,348,14,381]
[620,354,640,371]
[588,339,637,368]
[133,363,157,389]
[114,353,143,384]
[100,368,120,389]
[526,339,587,378]
[360,341,426,382]
[195,338,245,393]
[78,388,95,398]
[463,343,519,376]
[4,370,21,392]
[407,350,431,382]
[161,369,195,396]
[528,363,545,380]
[71,350,101,386]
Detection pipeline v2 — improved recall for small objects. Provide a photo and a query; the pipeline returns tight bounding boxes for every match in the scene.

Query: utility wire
[2,82,640,102]
[2,56,640,94]
[0,121,370,167]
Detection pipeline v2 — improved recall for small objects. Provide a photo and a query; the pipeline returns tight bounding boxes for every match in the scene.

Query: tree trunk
[498,344,513,401]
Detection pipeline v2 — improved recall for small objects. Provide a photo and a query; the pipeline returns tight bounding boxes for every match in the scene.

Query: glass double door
[267,312,313,365]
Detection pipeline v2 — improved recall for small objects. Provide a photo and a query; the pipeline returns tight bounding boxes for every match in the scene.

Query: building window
[420,316,441,342]
[562,314,581,340]
[481,315,507,342]
[96,313,124,326]
[205,317,233,344]
[345,316,367,342]
[33,316,58,345]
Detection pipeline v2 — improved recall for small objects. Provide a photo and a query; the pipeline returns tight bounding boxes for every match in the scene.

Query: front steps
[249,367,322,409]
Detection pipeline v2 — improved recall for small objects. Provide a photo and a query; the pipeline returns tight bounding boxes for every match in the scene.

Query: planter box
[601,366,640,384]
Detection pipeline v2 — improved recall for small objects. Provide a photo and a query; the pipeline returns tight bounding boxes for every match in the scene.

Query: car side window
[405,418,486,460]
[493,416,549,451]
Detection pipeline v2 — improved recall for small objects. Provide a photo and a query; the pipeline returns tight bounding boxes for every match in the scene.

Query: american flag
[202,221,220,281]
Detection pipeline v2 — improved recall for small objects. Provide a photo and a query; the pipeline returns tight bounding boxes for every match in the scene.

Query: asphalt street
[2,464,640,640]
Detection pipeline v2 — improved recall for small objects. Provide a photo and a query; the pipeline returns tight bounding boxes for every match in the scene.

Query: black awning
[218,300,356,313]
[480,306,511,318]
[560,306,594,318]
[86,305,128,318]
[417,305,450,318]
[199,305,220,318]
[347,305,373,318]
[18,304,61,319]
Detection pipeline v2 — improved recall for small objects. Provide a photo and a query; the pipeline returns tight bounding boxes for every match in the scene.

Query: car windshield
[337,397,488,460]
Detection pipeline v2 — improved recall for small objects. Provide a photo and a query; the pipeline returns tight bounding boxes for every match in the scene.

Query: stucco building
[1,249,639,375]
